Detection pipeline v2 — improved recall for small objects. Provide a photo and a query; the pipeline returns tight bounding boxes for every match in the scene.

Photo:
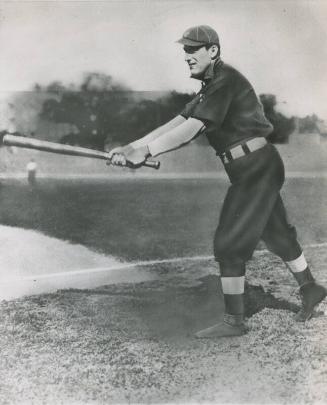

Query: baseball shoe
[295,282,327,322]
[195,321,247,339]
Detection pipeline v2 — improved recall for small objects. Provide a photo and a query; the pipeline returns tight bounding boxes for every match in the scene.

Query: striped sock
[285,253,314,286]
[221,276,245,324]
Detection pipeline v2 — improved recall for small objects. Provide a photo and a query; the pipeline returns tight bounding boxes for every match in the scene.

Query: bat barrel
[3,135,109,160]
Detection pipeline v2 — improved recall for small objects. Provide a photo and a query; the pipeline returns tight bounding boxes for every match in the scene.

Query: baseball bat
[3,135,160,170]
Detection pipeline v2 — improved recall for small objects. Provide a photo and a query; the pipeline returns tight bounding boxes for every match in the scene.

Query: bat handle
[107,158,160,170]
[142,159,160,170]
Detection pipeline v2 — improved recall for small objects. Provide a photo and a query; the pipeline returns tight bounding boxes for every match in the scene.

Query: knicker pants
[214,143,302,276]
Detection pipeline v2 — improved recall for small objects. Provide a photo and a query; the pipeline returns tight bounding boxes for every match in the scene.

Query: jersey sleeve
[180,95,201,118]
[190,82,234,130]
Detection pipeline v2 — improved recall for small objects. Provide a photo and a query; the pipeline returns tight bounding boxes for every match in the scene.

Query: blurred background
[0,0,326,176]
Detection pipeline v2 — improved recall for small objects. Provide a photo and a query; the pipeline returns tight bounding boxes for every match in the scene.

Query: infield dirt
[0,241,326,404]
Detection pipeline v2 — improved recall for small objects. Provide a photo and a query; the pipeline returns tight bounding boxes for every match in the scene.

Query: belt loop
[226,150,233,161]
[242,143,251,154]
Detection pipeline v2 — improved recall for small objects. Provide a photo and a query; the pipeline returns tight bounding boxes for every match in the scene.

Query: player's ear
[209,44,219,60]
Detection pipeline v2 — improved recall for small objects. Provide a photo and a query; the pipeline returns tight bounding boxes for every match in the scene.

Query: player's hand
[107,144,133,159]
[124,146,150,168]
[107,144,133,166]
[108,145,150,168]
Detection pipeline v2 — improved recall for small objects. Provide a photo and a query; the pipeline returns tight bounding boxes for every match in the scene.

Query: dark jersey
[181,61,273,154]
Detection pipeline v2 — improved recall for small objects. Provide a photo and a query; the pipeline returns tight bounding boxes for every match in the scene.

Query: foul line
[1,242,327,283]
[1,255,213,283]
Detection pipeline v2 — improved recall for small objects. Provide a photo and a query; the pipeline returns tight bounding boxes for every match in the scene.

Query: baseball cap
[176,25,219,47]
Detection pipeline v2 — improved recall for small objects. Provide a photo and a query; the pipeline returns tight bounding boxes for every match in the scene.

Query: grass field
[0,176,326,261]
[0,176,327,404]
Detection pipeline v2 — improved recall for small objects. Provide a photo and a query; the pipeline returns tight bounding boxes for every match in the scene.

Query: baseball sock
[285,252,314,286]
[221,276,245,325]
[194,275,246,338]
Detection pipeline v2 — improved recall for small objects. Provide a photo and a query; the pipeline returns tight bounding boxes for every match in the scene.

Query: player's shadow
[130,274,300,340]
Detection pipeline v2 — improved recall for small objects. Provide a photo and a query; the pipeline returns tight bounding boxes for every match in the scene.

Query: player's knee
[214,233,247,276]
[213,233,228,261]
[214,233,241,263]
[264,225,301,261]
[219,260,246,277]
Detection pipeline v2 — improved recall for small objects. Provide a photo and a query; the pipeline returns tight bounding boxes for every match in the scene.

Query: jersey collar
[202,58,223,85]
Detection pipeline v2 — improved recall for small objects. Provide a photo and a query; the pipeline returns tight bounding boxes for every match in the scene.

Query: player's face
[184,45,212,79]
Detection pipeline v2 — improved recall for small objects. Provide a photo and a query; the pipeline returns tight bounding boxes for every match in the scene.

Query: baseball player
[26,158,37,187]
[109,25,326,338]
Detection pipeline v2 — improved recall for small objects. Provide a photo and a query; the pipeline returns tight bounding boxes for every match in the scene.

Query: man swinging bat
[111,25,326,338]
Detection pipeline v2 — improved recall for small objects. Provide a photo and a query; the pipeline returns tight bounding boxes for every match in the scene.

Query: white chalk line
[1,242,327,284]
[0,255,213,283]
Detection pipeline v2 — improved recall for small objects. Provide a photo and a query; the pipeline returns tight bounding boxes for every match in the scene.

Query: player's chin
[189,70,203,79]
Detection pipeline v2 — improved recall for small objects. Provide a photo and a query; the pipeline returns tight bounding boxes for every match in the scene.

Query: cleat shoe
[195,321,246,339]
[295,282,327,322]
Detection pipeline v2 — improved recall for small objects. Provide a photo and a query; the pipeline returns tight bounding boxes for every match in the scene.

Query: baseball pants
[214,142,303,276]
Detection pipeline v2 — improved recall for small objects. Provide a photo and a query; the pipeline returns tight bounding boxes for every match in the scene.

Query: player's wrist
[145,145,151,157]
[134,145,151,158]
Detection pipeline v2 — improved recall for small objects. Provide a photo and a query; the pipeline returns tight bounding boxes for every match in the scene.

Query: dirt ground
[0,245,326,405]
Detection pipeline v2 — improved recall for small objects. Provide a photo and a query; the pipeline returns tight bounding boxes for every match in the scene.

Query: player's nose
[184,52,192,62]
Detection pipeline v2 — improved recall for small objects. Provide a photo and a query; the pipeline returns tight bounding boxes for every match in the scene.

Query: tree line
[2,72,323,151]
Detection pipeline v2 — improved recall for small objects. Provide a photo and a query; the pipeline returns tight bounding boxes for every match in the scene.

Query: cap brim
[176,37,206,46]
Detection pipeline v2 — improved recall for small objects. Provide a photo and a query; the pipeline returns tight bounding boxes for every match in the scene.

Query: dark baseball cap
[176,25,219,47]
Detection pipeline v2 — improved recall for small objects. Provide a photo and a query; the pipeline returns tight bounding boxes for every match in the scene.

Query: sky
[0,0,326,118]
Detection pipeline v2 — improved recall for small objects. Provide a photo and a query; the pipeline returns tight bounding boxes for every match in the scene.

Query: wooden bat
[3,135,160,170]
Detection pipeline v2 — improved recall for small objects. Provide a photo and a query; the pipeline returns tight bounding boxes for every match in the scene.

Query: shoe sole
[194,327,247,339]
[296,291,327,322]
[194,332,246,339]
